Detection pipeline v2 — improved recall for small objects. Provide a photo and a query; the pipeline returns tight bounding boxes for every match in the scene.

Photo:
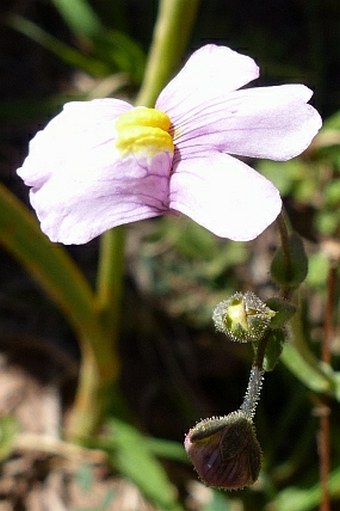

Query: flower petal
[171,84,322,161]
[18,99,133,188]
[156,44,259,115]
[169,153,282,241]
[18,99,172,244]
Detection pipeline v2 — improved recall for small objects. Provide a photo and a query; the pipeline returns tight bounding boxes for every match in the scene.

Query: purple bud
[184,411,262,490]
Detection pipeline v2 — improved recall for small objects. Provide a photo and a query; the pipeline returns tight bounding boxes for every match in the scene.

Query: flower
[184,411,262,489]
[17,45,322,245]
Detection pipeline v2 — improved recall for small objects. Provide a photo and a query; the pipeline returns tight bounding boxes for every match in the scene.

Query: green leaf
[263,329,286,371]
[8,14,110,76]
[145,437,188,463]
[75,464,95,492]
[265,298,296,329]
[51,0,145,83]
[273,464,340,511]
[322,109,340,131]
[0,183,99,342]
[105,418,184,511]
[202,490,231,511]
[281,343,334,395]
[93,30,146,84]
[306,252,330,288]
[0,416,19,461]
[51,0,104,38]
[324,179,340,206]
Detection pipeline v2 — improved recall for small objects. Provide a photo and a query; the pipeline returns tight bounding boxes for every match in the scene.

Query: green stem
[67,0,200,440]
[67,333,120,439]
[96,226,126,338]
[66,228,125,440]
[136,0,201,107]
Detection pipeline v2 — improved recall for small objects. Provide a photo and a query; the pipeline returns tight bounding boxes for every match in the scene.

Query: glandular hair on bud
[184,411,262,490]
[213,292,276,343]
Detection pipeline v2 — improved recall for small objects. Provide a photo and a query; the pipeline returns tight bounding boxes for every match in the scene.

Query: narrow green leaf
[0,416,19,462]
[263,329,286,371]
[203,491,231,511]
[106,419,184,511]
[145,437,188,463]
[50,0,145,83]
[0,183,98,340]
[51,0,104,38]
[273,465,340,511]
[281,343,335,396]
[93,30,146,84]
[8,14,110,76]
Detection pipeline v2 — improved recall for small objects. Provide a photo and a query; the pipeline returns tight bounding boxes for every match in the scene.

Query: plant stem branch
[319,263,337,511]
[66,0,200,440]
[136,0,201,107]
[276,211,293,299]
[96,225,125,339]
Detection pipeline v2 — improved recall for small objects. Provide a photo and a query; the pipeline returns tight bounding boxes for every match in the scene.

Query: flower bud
[213,292,276,343]
[184,411,262,490]
[270,232,308,288]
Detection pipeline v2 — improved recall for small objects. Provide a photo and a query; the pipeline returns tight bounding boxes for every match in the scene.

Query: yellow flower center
[115,107,174,156]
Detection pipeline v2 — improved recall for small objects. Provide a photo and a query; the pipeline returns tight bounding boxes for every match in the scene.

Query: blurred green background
[0,1,339,510]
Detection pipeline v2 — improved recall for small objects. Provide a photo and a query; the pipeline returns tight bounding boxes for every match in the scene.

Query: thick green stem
[67,336,119,439]
[67,0,200,440]
[66,228,124,440]
[96,226,126,338]
[136,0,201,107]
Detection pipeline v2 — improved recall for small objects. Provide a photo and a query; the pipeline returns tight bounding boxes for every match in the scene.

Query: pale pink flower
[17,45,322,244]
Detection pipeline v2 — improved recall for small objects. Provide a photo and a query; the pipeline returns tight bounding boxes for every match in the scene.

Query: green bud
[265,298,296,329]
[263,329,286,371]
[270,232,308,288]
[213,292,276,343]
[184,411,262,490]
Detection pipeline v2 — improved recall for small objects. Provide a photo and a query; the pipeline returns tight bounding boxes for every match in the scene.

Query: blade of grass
[0,183,98,342]
[104,419,185,511]
[0,184,121,437]
[7,14,110,76]
[52,0,146,83]
[273,465,340,511]
[51,0,104,38]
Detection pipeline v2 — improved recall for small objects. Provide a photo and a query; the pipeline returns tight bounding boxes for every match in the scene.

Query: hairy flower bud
[213,292,276,343]
[184,411,262,490]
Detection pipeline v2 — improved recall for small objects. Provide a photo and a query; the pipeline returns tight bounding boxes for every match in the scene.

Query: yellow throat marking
[115,107,174,157]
